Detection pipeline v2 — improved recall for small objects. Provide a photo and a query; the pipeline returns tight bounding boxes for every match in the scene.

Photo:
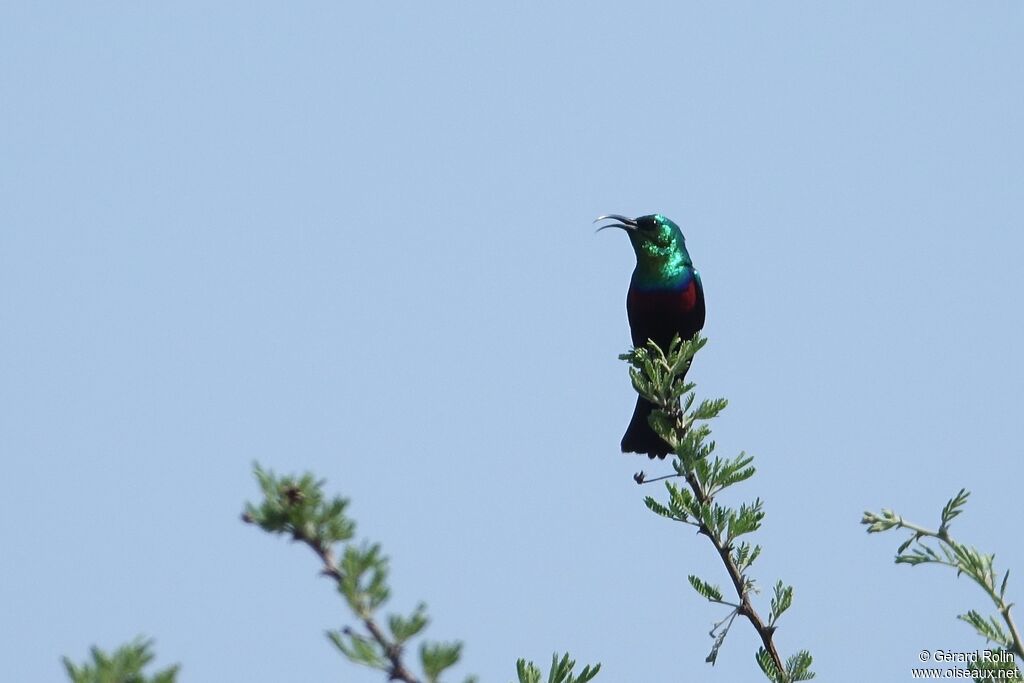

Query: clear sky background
[2,3,1022,682]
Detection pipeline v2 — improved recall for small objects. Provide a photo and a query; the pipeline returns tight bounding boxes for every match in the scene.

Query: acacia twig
[308,536,421,683]
[240,510,422,683]
[879,512,1024,659]
[681,468,786,677]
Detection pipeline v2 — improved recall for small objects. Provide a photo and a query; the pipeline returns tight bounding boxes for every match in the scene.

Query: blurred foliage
[63,638,178,683]
[243,464,600,683]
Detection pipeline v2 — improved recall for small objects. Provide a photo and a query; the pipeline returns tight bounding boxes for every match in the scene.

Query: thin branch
[632,341,790,680]
[666,407,786,678]
[308,538,421,683]
[687,476,785,677]
[881,514,1024,659]
[1003,605,1024,659]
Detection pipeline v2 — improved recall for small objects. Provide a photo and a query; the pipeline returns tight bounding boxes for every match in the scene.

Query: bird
[596,213,706,458]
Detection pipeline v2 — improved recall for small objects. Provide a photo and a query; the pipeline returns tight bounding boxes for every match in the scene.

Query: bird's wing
[693,270,707,332]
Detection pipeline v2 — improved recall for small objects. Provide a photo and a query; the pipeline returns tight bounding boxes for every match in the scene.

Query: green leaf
[958,610,1009,647]
[571,662,602,683]
[666,482,696,521]
[733,542,762,572]
[647,409,677,448]
[547,652,601,683]
[688,575,724,602]
[727,499,765,542]
[550,652,573,683]
[327,629,387,670]
[243,463,357,544]
[389,603,429,644]
[861,508,902,533]
[644,496,673,519]
[62,638,180,683]
[786,650,815,681]
[511,653,601,683]
[514,658,542,683]
[338,542,391,614]
[694,501,718,536]
[769,581,794,626]
[709,453,756,490]
[421,641,462,682]
[896,535,917,554]
[692,397,728,421]
[755,647,783,683]
[940,489,970,528]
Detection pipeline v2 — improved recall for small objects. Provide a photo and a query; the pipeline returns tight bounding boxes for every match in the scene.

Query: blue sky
[2,3,1022,682]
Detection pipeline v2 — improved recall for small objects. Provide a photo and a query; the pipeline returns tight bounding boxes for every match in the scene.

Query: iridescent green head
[595,213,694,287]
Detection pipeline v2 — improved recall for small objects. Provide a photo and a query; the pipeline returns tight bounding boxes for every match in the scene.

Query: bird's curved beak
[594,214,637,232]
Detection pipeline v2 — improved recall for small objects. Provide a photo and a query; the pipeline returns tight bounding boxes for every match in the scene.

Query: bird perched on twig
[596,213,706,458]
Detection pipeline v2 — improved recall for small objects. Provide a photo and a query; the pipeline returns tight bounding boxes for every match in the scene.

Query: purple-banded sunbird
[597,213,706,458]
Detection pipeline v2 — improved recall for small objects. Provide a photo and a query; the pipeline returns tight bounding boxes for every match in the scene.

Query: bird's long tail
[620,395,672,459]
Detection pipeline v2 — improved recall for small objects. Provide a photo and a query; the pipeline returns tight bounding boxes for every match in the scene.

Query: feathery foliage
[622,335,813,682]
[242,463,599,683]
[62,638,178,683]
[864,490,1023,679]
